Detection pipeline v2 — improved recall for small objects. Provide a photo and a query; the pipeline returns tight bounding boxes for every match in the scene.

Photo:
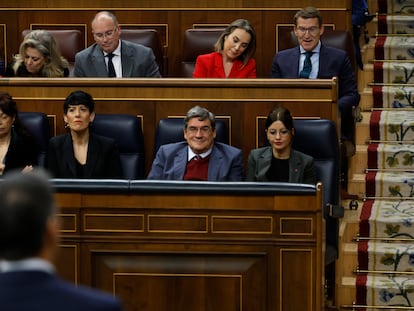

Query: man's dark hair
[0,170,55,260]
[294,6,323,26]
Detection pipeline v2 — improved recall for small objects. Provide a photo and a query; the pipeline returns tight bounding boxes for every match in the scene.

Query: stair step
[358,63,374,90]
[341,243,358,275]
[347,173,366,198]
[358,241,414,272]
[335,276,356,307]
[350,144,368,175]
[355,111,371,145]
[360,87,374,110]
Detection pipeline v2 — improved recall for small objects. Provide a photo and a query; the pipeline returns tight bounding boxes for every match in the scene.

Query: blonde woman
[5,30,69,77]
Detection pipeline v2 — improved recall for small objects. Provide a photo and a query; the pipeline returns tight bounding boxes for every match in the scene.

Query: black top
[3,128,39,175]
[47,133,123,179]
[4,62,69,77]
[266,157,289,182]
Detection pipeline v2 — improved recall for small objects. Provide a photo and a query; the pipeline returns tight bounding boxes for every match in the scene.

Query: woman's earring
[64,122,69,129]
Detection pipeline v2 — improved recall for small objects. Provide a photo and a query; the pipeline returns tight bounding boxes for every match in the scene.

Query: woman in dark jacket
[246,106,316,184]
[0,92,39,175]
[47,90,122,179]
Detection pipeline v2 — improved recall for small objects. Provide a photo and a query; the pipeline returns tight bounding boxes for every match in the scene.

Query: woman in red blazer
[193,19,256,78]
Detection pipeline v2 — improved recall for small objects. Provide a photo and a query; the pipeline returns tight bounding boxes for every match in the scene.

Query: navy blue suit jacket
[271,44,360,140]
[147,141,243,181]
[0,270,123,311]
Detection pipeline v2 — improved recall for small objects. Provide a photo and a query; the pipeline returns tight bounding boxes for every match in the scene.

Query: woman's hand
[21,165,33,174]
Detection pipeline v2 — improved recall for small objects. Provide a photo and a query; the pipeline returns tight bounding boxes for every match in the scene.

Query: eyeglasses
[267,128,291,136]
[93,28,117,40]
[296,26,320,36]
[186,126,212,134]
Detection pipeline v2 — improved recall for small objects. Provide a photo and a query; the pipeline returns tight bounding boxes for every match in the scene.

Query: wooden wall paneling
[0,0,350,8]
[53,180,324,311]
[0,24,5,67]
[0,5,351,77]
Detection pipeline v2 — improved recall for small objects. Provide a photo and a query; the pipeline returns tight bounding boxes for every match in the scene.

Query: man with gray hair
[148,106,243,181]
[0,170,124,311]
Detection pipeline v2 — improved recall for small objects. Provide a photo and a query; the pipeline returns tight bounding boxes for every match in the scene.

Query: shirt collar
[103,40,121,57]
[0,257,55,274]
[299,40,321,54]
[187,147,212,162]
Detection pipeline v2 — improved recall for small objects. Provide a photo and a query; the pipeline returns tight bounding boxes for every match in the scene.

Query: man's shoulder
[158,141,187,152]
[321,44,347,57]
[275,47,298,57]
[214,142,241,155]
[53,276,122,310]
[75,43,100,58]
[121,40,151,53]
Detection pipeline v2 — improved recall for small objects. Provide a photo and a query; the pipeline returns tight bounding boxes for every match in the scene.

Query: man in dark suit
[148,106,243,181]
[0,170,124,311]
[271,6,360,142]
[74,11,160,77]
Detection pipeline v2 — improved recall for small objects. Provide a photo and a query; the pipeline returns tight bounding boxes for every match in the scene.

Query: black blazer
[47,133,123,178]
[3,129,39,175]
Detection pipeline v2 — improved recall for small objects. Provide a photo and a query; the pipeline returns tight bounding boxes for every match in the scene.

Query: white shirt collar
[299,40,321,54]
[187,147,212,162]
[103,40,122,57]
[0,257,55,274]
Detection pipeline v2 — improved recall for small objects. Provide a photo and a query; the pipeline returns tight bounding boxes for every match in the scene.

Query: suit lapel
[208,146,223,180]
[120,41,133,77]
[257,148,272,179]
[84,134,98,178]
[317,45,328,78]
[289,150,303,183]
[62,135,77,177]
[90,46,108,77]
[174,147,188,180]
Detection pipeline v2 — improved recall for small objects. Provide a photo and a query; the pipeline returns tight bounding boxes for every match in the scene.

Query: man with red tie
[148,106,243,181]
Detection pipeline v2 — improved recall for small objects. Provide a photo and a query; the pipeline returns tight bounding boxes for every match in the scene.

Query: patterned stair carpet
[373,85,414,108]
[375,36,414,61]
[354,0,414,308]
[377,0,414,14]
[368,143,414,170]
[374,61,414,84]
[360,199,414,239]
[369,109,414,142]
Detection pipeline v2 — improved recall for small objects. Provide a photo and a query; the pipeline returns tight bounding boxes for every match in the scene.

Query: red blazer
[193,52,256,78]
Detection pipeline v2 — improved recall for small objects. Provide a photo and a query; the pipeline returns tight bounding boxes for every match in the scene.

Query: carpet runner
[355,0,414,309]
[373,61,414,84]
[369,110,414,142]
[375,36,414,61]
[373,85,414,108]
